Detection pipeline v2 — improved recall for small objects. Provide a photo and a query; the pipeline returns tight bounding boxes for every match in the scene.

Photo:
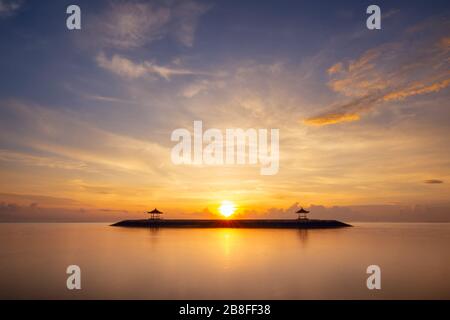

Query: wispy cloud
[0,0,22,17]
[327,62,343,75]
[383,78,450,102]
[96,52,205,80]
[180,79,226,98]
[95,2,170,49]
[424,179,444,184]
[304,94,379,126]
[0,149,89,171]
[82,94,136,104]
[0,100,170,175]
[170,0,210,47]
[90,0,209,49]
[181,80,210,97]
[96,53,148,79]
[305,19,450,126]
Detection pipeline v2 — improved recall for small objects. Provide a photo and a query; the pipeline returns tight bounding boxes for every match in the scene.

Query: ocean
[0,222,449,299]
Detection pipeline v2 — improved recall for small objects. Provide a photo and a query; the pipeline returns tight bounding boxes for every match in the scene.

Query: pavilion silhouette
[147,208,163,220]
[296,207,310,220]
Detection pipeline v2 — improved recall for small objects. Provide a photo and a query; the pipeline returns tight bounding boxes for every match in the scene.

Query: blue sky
[1,0,448,105]
[0,0,449,221]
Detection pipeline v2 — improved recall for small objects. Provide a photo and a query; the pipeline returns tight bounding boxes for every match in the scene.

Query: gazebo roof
[296,208,309,213]
[147,208,163,214]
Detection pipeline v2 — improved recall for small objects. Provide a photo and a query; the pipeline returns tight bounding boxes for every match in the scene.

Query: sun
[218,200,236,218]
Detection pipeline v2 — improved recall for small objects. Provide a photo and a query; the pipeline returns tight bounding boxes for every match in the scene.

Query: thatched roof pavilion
[296,207,310,220]
[147,208,163,220]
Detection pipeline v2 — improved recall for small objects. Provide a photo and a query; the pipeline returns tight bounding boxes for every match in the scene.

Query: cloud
[0,100,170,175]
[327,62,343,75]
[383,8,400,20]
[304,94,380,125]
[306,76,450,126]
[383,78,450,102]
[327,46,391,98]
[424,179,444,184]
[96,52,148,79]
[305,19,450,126]
[304,112,360,126]
[96,2,170,49]
[0,149,89,171]
[2,200,450,222]
[91,0,208,49]
[82,94,136,104]
[181,80,213,97]
[147,62,201,80]
[96,52,203,80]
[0,201,132,222]
[0,0,22,16]
[439,36,450,50]
[170,0,209,47]
[0,193,83,208]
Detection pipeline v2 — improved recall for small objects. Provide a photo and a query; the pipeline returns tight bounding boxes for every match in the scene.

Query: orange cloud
[305,77,449,126]
[383,78,450,101]
[303,94,381,126]
[304,113,360,126]
[306,20,450,126]
[327,62,343,75]
[440,37,450,49]
[347,48,380,73]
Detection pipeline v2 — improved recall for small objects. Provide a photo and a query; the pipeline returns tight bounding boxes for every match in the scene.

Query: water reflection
[297,229,309,247]
[0,223,449,299]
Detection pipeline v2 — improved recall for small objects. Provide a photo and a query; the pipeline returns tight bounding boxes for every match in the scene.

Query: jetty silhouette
[112,207,351,229]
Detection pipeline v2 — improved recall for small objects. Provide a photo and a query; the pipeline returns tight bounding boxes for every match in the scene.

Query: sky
[0,0,449,221]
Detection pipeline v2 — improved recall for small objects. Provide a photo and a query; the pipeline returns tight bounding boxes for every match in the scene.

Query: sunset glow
[218,201,236,218]
[0,1,448,223]
[1,0,450,303]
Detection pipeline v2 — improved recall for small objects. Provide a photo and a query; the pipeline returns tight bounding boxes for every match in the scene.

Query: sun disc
[219,200,236,218]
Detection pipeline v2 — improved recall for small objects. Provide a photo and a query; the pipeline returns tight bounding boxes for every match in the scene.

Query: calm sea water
[0,222,449,299]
